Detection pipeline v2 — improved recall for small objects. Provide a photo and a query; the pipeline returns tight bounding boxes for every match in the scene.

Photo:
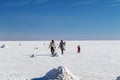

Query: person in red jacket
[77,45,81,53]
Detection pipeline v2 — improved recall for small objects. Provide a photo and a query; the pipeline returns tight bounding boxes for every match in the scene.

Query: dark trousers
[61,48,65,55]
[51,47,55,55]
[78,48,80,53]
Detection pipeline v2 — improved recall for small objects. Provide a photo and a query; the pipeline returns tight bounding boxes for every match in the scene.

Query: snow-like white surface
[0,41,120,80]
[32,66,80,80]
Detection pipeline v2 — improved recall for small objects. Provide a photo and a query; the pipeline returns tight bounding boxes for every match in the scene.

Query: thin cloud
[2,0,120,8]
[0,0,50,8]
[32,0,50,4]
[106,0,120,6]
[72,0,96,6]
[41,0,96,8]
[0,0,97,8]
[0,0,29,8]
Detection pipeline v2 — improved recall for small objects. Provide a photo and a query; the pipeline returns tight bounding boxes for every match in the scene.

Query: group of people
[49,40,81,56]
[49,40,66,56]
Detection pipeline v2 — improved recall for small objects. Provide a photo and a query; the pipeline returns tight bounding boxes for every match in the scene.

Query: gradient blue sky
[0,0,120,40]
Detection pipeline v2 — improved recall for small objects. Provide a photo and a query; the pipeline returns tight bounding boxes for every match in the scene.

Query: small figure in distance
[49,40,56,56]
[35,47,38,49]
[19,43,21,46]
[59,40,66,55]
[77,45,81,53]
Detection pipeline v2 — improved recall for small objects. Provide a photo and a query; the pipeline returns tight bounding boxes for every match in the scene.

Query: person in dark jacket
[59,40,65,55]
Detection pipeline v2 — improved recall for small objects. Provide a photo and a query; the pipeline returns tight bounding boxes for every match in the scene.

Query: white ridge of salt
[44,66,80,80]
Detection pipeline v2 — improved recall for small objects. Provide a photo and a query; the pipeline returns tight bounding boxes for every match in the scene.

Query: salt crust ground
[0,41,120,80]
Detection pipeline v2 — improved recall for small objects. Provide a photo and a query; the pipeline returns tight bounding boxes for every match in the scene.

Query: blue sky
[0,0,120,40]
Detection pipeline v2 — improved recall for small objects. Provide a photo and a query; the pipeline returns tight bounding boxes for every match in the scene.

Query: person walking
[77,45,81,53]
[59,40,65,55]
[49,40,56,55]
